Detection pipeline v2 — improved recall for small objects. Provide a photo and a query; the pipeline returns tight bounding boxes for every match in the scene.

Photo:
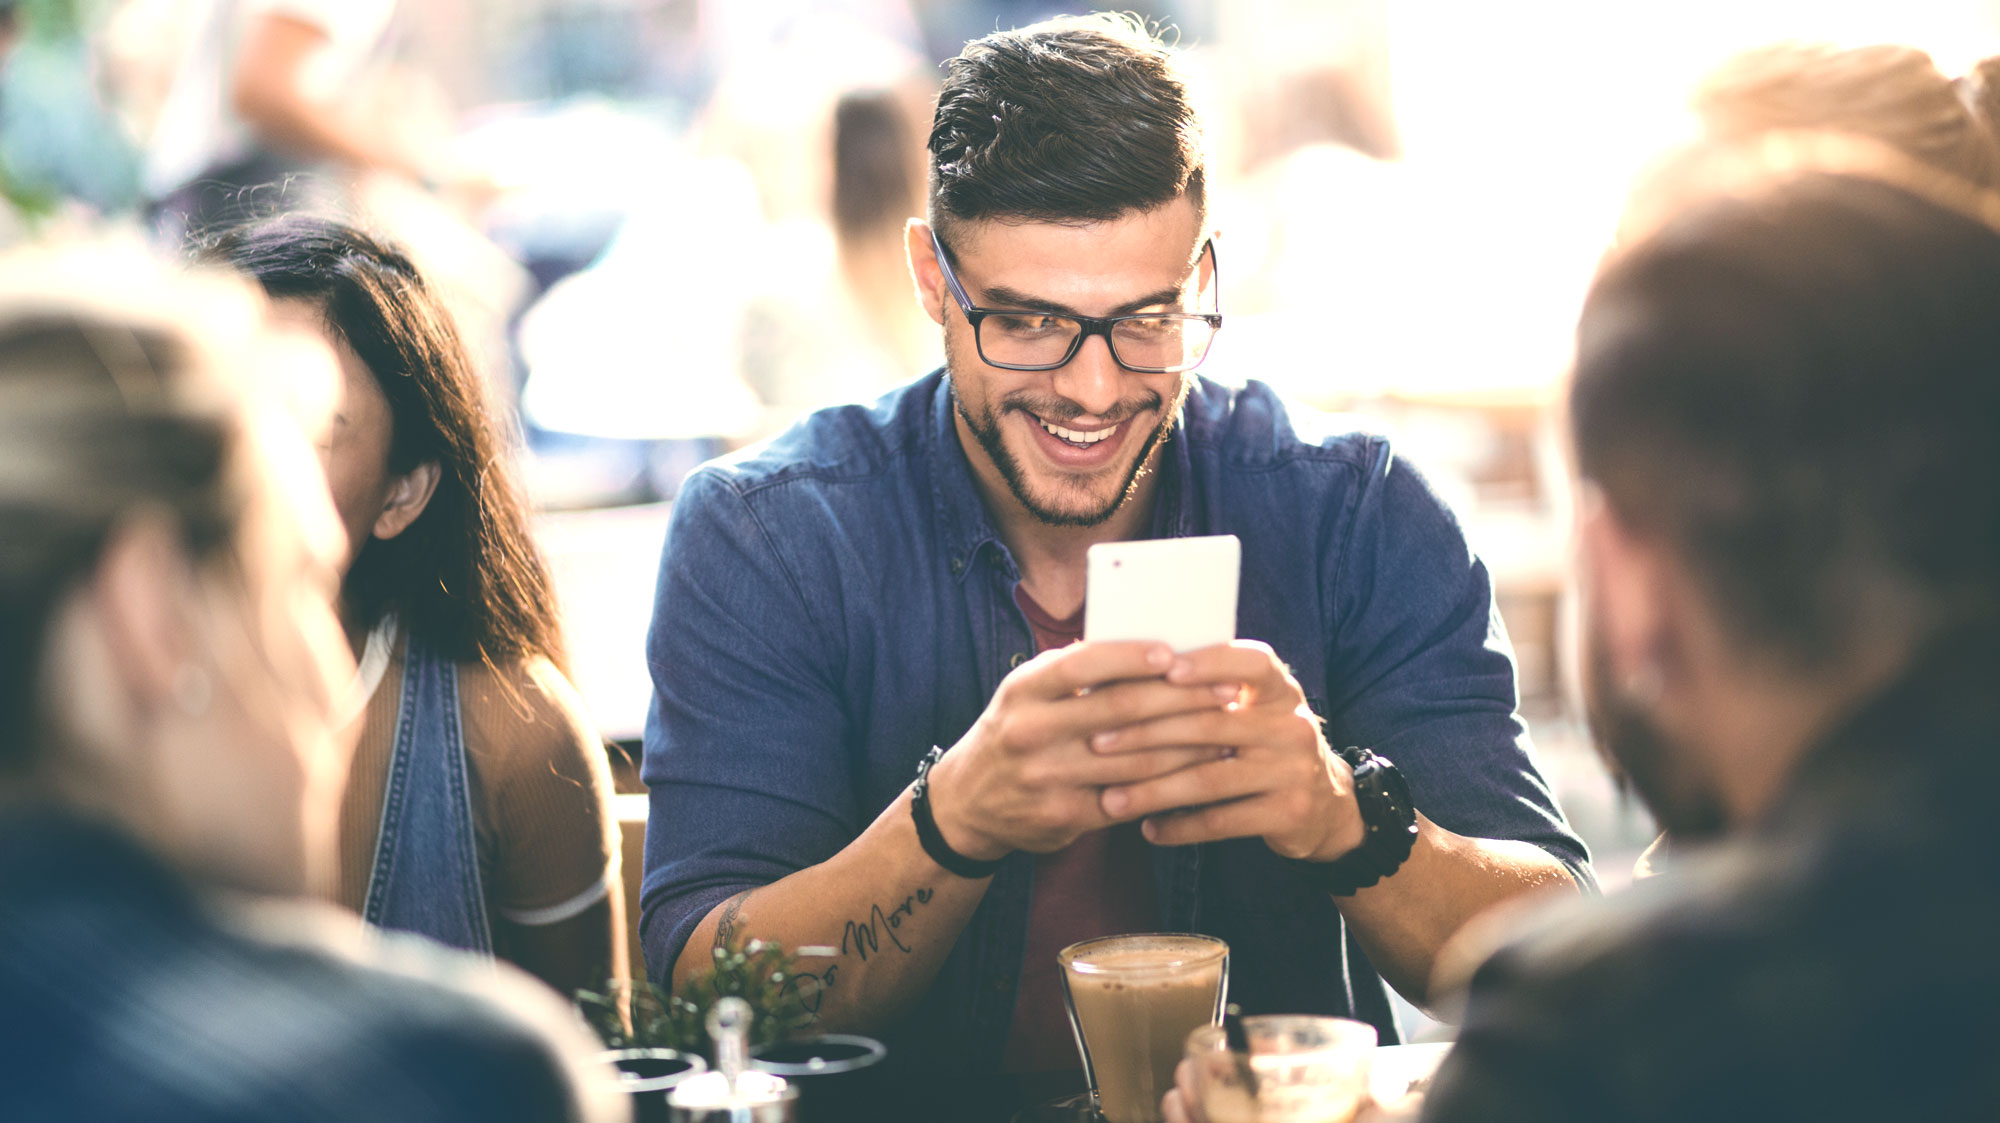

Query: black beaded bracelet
[911,746,1005,879]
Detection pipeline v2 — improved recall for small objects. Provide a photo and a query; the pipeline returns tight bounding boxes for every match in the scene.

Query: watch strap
[911,746,1005,879]
[1294,746,1418,896]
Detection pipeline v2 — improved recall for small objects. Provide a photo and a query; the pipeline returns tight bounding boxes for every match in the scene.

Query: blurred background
[7,0,1998,1031]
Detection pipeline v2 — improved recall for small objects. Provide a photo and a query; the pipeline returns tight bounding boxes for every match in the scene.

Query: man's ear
[372,460,441,542]
[1577,484,1669,693]
[92,514,202,714]
[905,218,947,327]
[1198,230,1219,304]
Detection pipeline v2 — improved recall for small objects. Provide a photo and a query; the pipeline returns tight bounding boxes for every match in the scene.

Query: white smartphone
[1083,534,1240,653]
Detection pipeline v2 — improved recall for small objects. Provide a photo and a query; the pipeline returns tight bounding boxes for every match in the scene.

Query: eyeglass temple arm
[930,229,978,314]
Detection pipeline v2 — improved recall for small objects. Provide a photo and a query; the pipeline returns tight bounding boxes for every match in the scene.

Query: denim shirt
[0,812,629,1122]
[641,369,1591,1078]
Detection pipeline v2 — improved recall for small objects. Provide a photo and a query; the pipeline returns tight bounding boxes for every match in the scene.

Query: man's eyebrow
[978,283,1189,318]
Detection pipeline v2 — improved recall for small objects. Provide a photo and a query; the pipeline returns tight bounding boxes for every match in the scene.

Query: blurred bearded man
[1413,139,2000,1122]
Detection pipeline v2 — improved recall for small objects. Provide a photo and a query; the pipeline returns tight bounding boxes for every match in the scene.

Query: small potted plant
[577,939,820,1056]
[580,940,827,1120]
[579,940,889,1120]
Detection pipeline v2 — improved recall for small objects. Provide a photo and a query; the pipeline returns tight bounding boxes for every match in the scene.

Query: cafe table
[1370,1041,1454,1104]
[1009,1040,1453,1121]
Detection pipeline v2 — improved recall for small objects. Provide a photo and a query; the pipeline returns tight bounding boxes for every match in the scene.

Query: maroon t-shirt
[1003,587,1161,1073]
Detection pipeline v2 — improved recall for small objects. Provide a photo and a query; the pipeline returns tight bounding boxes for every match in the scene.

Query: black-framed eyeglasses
[930,230,1223,373]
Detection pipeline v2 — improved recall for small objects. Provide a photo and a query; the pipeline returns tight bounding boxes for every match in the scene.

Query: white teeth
[1039,418,1114,445]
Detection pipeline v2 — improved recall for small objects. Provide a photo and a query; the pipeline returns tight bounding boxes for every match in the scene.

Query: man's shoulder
[211,903,626,1114]
[689,371,941,502]
[1437,831,2000,1120]
[1,888,624,1122]
[1426,861,1795,1121]
[1473,841,1838,1003]
[1181,374,1390,473]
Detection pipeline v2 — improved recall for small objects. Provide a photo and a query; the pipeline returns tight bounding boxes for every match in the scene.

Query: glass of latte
[1058,933,1230,1123]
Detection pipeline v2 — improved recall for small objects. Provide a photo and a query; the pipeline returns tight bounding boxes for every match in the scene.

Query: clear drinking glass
[749,1033,887,1120]
[1184,1015,1376,1123]
[1058,933,1230,1123]
[600,1048,708,1123]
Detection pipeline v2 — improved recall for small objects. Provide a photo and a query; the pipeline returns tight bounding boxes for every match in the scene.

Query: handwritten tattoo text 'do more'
[840,888,934,961]
[782,887,937,1024]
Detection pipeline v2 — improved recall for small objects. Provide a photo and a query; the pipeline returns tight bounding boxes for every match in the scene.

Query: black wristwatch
[911,746,1006,879]
[1293,746,1418,896]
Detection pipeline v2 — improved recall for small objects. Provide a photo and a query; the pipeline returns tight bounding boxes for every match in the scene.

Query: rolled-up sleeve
[638,468,858,983]
[1321,437,1594,889]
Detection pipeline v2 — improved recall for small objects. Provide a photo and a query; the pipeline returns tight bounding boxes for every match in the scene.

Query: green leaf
[575,937,822,1055]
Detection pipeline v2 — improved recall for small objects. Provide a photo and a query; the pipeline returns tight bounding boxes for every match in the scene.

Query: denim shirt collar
[925,371,1005,584]
[923,369,1202,576]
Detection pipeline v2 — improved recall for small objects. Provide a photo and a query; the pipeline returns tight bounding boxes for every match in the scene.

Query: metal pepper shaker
[667,998,800,1123]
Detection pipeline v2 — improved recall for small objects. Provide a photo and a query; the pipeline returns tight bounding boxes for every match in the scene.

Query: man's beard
[949,368,1187,529]
[1583,629,1729,842]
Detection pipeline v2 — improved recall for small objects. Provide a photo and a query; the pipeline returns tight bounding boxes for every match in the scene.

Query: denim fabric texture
[362,633,492,954]
[641,369,1592,1081]
[0,812,626,1121]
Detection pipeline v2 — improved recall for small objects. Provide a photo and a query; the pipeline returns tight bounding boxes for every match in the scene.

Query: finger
[1162,640,1301,701]
[1058,675,1237,739]
[1099,752,1275,821]
[1068,743,1233,789]
[1018,640,1175,699]
[1087,703,1280,755]
[972,681,1227,764]
[1162,1088,1193,1123]
[1140,790,1316,851]
[1023,789,1125,848]
[1170,1057,1204,1123]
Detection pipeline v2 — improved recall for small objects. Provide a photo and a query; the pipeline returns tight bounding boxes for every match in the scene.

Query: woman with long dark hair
[203,214,623,996]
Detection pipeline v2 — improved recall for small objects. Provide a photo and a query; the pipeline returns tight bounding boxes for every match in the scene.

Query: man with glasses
[640,14,1589,1113]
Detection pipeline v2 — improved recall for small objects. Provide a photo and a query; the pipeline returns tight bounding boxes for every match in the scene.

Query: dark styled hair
[1695,43,2000,188]
[927,12,1206,241]
[1572,160,2000,668]
[0,277,249,764]
[201,215,567,672]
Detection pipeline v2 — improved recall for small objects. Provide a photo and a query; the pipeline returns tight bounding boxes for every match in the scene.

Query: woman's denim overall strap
[360,633,493,954]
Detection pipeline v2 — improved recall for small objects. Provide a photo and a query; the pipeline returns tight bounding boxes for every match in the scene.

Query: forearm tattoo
[713,889,752,951]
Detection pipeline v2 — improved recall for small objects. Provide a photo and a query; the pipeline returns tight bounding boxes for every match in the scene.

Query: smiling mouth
[1035,416,1117,448]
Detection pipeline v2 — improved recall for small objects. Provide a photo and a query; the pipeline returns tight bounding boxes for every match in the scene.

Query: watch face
[1355,752,1417,852]
[1377,761,1413,815]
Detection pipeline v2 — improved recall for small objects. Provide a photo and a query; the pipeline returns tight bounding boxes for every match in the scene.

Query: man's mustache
[997,390,1165,425]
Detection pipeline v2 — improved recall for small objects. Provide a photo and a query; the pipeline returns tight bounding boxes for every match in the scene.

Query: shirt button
[1009,652,1028,669]
[988,975,1012,994]
[949,557,965,576]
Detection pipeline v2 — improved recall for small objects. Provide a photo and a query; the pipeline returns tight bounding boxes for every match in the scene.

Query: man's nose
[1050,332,1124,418]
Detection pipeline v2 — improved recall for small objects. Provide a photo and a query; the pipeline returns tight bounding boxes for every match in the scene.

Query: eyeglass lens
[979,313,1215,372]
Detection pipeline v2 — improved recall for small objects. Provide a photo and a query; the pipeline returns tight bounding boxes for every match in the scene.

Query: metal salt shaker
[667,998,799,1123]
